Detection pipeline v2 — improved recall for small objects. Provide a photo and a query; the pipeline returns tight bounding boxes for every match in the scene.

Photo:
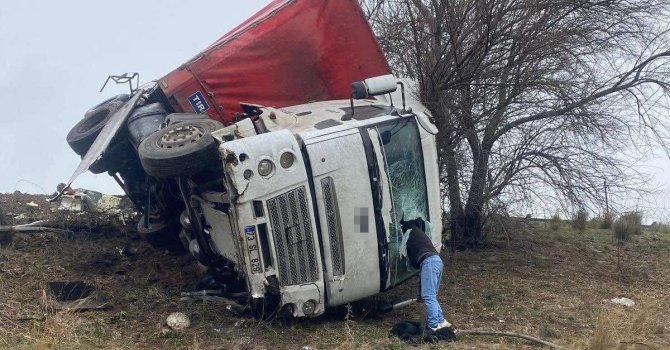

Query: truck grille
[321,177,345,276]
[267,187,319,286]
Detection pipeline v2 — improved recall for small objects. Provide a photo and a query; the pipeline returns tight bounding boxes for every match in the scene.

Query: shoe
[429,319,452,331]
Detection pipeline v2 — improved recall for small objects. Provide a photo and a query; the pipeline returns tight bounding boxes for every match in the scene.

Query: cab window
[371,117,429,285]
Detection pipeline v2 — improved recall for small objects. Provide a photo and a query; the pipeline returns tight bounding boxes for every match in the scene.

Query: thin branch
[457,329,565,349]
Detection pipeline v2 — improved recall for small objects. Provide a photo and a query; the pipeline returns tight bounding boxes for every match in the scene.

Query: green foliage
[600,212,613,229]
[588,212,613,229]
[571,210,588,232]
[549,212,562,231]
[613,212,642,241]
[109,311,129,324]
[588,216,602,229]
[539,322,562,339]
[650,221,670,233]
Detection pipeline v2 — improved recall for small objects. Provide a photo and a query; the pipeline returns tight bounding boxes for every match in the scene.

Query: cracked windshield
[374,118,429,285]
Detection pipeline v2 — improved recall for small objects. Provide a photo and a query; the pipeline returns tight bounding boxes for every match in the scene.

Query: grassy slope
[1,215,669,349]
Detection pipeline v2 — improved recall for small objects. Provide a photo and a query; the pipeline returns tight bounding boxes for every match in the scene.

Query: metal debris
[0,220,74,235]
[58,193,94,212]
[57,188,131,214]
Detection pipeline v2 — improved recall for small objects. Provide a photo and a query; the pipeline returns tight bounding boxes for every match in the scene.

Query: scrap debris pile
[0,187,134,245]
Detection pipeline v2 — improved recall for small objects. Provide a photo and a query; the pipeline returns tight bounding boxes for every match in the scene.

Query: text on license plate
[244,226,263,274]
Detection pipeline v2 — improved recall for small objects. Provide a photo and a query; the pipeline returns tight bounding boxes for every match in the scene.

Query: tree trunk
[440,136,466,251]
[454,204,485,248]
[452,150,489,248]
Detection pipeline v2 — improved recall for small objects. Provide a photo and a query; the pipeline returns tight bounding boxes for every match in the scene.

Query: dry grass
[1,196,670,349]
[614,212,643,241]
[578,299,670,350]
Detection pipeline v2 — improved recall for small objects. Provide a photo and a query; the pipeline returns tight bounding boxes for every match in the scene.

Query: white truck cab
[196,87,442,317]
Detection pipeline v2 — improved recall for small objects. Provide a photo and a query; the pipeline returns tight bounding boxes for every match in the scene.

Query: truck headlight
[302,300,317,315]
[258,159,274,177]
[280,152,295,169]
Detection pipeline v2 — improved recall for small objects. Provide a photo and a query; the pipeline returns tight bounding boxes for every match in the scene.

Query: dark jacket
[406,227,438,269]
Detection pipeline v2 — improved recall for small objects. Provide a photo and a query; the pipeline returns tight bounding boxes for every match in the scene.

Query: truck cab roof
[256,99,409,137]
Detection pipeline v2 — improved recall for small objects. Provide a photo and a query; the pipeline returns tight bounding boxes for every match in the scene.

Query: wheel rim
[159,125,204,148]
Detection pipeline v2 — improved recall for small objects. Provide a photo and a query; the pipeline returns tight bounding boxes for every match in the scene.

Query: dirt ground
[1,193,669,349]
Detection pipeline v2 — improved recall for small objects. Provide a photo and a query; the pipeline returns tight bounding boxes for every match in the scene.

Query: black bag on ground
[390,320,457,344]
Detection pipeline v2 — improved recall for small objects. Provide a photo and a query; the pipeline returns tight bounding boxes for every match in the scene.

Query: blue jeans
[420,254,445,328]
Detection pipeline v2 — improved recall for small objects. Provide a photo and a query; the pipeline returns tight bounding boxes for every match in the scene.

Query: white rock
[166,312,190,330]
[611,297,635,307]
[26,202,39,208]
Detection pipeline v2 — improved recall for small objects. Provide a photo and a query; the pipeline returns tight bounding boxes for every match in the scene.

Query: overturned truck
[62,0,442,318]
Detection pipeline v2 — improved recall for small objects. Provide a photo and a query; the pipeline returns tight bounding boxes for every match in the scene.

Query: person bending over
[401,217,452,331]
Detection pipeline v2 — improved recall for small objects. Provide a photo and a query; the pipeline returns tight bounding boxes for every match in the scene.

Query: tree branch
[457,329,565,349]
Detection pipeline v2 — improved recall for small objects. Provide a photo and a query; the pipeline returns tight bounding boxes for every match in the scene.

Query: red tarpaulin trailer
[158,0,391,124]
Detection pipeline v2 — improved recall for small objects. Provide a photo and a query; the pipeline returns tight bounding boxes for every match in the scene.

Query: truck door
[366,117,432,288]
[303,129,381,306]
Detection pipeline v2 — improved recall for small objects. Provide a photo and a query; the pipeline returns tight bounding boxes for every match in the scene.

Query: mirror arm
[397,81,406,112]
[343,92,355,121]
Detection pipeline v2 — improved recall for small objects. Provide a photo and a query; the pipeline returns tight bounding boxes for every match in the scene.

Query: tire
[84,94,130,118]
[138,119,223,178]
[67,94,130,156]
[136,215,185,254]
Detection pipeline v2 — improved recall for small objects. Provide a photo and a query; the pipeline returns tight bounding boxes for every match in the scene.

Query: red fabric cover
[159,0,391,124]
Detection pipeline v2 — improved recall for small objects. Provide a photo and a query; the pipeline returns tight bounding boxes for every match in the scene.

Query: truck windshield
[372,117,429,285]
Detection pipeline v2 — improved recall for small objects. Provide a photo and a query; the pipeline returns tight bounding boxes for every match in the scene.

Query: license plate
[244,226,263,274]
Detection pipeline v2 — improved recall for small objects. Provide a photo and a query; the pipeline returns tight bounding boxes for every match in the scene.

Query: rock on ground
[166,312,190,330]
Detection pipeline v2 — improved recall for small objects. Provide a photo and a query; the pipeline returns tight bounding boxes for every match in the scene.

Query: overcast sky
[0,1,668,219]
[0,0,271,195]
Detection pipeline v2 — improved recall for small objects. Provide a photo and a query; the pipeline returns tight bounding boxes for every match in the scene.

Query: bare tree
[362,0,670,247]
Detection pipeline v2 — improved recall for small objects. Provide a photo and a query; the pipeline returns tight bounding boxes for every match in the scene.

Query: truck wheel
[66,94,130,156]
[138,119,223,178]
[137,215,185,254]
[84,94,130,118]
